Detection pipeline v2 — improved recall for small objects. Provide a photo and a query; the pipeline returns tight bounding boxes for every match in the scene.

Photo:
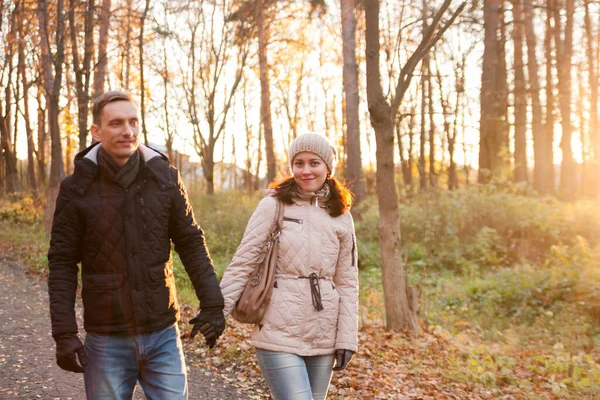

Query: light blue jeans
[83,323,187,399]
[256,349,335,400]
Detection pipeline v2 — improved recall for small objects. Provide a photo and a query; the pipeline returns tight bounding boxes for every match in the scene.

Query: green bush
[574,247,600,324]
[463,261,582,326]
[189,191,262,275]
[400,186,600,272]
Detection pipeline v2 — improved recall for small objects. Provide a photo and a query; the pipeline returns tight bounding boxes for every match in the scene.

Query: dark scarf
[98,146,141,189]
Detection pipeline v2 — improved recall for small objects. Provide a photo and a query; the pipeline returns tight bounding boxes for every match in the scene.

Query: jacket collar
[294,184,331,208]
[70,142,174,196]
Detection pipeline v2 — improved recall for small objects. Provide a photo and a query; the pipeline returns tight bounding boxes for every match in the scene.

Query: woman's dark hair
[268,175,354,217]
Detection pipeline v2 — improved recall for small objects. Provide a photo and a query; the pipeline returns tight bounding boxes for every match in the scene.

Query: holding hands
[189,306,226,348]
[333,349,355,371]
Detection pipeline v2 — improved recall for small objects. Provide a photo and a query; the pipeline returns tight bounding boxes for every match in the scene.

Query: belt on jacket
[275,273,327,311]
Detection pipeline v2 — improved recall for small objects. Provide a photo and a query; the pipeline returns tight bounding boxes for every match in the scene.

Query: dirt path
[0,254,250,400]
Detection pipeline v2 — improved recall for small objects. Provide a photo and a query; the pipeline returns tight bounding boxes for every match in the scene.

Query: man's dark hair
[92,90,136,125]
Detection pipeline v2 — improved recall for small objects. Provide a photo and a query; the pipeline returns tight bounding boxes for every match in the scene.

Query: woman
[220,133,359,400]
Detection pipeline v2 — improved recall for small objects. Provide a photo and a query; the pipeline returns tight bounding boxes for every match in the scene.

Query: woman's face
[292,152,328,193]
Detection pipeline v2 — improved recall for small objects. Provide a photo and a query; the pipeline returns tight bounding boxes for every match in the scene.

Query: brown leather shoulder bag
[231,199,284,324]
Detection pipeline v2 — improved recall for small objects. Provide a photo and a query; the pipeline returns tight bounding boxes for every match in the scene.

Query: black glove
[189,306,225,349]
[54,333,87,373]
[333,349,355,371]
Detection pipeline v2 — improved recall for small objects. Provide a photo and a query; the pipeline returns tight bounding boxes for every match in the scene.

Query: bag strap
[274,198,284,233]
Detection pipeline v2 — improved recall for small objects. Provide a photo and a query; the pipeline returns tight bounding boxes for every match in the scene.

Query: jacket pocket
[81,273,126,327]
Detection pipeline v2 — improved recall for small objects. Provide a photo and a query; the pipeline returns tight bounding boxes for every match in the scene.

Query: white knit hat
[288,133,337,173]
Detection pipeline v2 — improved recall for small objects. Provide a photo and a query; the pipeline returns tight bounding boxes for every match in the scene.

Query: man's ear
[90,124,101,142]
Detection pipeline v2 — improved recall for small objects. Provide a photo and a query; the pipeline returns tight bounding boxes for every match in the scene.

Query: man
[48,90,225,399]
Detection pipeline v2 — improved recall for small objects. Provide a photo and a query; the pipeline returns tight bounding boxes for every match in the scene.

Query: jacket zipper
[351,234,356,266]
[140,196,149,240]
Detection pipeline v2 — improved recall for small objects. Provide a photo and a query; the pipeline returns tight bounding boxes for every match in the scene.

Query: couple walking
[48,90,358,399]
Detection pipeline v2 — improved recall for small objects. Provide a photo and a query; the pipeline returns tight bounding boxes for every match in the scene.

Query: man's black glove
[333,349,355,371]
[53,333,87,373]
[189,306,225,348]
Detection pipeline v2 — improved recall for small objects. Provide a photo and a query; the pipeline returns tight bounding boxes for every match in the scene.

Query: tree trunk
[1,5,20,195]
[542,0,556,195]
[555,0,575,198]
[94,0,111,97]
[139,0,151,146]
[407,110,415,195]
[162,38,174,161]
[584,0,599,195]
[478,0,507,182]
[524,0,550,194]
[365,0,463,330]
[257,1,276,183]
[38,0,66,235]
[396,115,409,191]
[17,1,36,192]
[449,55,464,190]
[121,0,133,89]
[340,0,365,203]
[36,84,47,186]
[512,0,528,182]
[0,115,20,195]
[419,68,427,191]
[69,0,94,151]
[202,142,215,195]
[426,55,436,189]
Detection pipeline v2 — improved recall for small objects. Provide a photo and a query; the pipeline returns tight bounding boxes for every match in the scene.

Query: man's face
[91,100,140,166]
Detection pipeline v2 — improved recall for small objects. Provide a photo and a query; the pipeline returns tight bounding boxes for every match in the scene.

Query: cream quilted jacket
[220,194,358,356]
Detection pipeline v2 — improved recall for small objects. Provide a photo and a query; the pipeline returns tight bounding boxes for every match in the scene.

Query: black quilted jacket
[48,143,224,335]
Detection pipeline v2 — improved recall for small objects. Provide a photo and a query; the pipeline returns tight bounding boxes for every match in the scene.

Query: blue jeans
[255,349,334,400]
[83,323,187,400]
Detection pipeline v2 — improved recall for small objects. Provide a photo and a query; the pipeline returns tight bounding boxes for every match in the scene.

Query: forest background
[1,0,600,398]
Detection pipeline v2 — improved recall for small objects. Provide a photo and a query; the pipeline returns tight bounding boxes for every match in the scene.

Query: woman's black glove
[333,349,355,371]
[53,333,87,373]
[189,306,225,348]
